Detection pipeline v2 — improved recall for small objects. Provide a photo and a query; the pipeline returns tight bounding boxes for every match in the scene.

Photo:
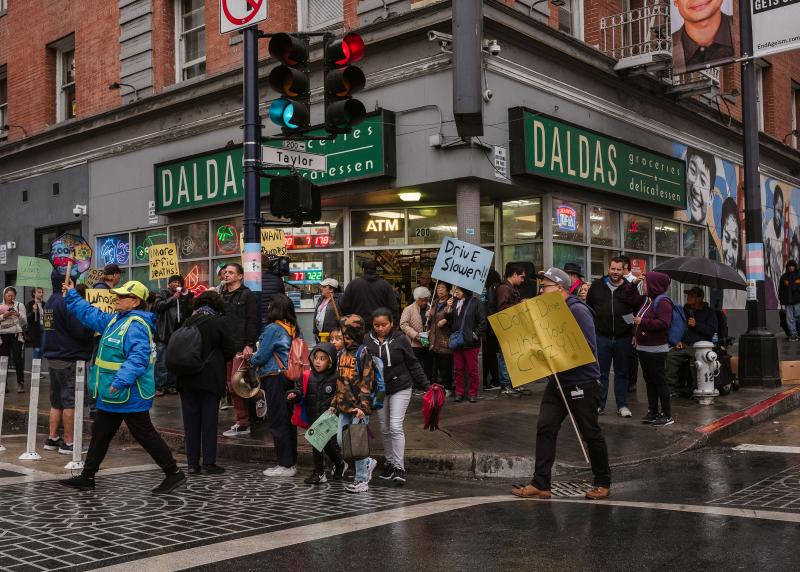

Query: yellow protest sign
[239,228,287,257]
[148,243,180,280]
[489,292,596,387]
[86,289,116,314]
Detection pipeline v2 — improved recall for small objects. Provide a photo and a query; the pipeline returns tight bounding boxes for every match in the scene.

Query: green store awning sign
[154,110,396,214]
[509,108,685,208]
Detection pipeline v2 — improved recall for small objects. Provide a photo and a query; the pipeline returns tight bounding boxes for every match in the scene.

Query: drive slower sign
[220,0,268,34]
[431,237,495,294]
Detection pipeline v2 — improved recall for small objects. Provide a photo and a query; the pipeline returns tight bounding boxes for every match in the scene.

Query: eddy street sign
[262,147,327,172]
[219,0,268,34]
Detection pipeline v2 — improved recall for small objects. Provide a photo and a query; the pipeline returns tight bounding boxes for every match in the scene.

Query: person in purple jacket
[633,271,674,426]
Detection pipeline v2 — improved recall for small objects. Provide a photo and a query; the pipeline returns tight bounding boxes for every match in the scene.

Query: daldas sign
[154,110,396,214]
[509,108,686,208]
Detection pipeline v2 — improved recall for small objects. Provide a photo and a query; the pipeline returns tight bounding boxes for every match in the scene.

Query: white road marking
[732,444,800,454]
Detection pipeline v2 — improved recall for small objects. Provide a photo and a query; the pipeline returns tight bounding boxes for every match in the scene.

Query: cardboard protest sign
[303,409,339,452]
[15,256,53,288]
[82,268,106,286]
[431,236,494,294]
[239,228,287,257]
[86,289,116,314]
[148,243,180,280]
[489,292,596,387]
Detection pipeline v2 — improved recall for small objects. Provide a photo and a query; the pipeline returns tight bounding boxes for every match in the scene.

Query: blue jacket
[249,322,292,377]
[65,289,157,413]
[682,304,718,346]
[43,273,95,362]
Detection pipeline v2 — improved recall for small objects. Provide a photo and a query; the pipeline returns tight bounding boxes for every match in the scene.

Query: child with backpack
[633,271,676,427]
[332,314,377,493]
[364,307,429,486]
[287,342,347,484]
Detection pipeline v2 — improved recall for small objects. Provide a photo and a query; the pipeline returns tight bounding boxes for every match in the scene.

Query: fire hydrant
[693,341,720,405]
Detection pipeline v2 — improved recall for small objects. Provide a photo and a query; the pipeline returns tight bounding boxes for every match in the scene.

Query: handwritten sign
[489,292,596,387]
[83,268,106,286]
[430,236,494,294]
[86,289,116,314]
[240,228,287,257]
[303,409,339,452]
[148,243,180,280]
[15,256,53,288]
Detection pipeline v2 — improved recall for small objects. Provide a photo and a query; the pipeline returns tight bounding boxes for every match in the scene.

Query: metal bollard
[18,358,42,460]
[0,356,8,453]
[64,361,85,470]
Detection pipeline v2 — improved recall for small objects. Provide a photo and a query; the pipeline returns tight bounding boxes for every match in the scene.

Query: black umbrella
[652,256,747,290]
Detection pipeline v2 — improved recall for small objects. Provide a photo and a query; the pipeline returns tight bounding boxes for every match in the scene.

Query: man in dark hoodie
[512,268,611,501]
[153,275,194,396]
[665,287,717,395]
[340,260,399,327]
[779,260,800,341]
[42,271,96,455]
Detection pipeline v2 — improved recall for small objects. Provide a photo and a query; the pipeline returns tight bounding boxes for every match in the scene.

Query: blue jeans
[337,413,373,482]
[155,342,176,391]
[32,347,43,360]
[597,335,631,410]
[786,303,800,336]
[497,352,511,388]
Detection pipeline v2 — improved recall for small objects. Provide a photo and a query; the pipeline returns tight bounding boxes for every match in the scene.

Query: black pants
[412,347,433,387]
[83,409,178,478]
[533,381,611,490]
[432,352,453,390]
[0,334,24,385]
[638,350,671,417]
[628,349,639,391]
[483,336,499,387]
[262,374,297,467]
[180,389,220,466]
[312,435,344,472]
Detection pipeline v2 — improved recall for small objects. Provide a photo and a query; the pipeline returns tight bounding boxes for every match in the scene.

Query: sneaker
[454,395,463,403]
[58,443,85,455]
[165,387,178,395]
[585,486,610,500]
[484,384,501,391]
[59,474,95,491]
[378,463,396,480]
[500,387,521,397]
[597,408,605,415]
[392,468,406,485]
[652,416,675,427]
[641,411,660,424]
[254,389,267,419]
[219,402,232,411]
[152,470,187,494]
[517,387,533,395]
[331,461,348,481]
[618,406,632,418]
[345,481,369,493]
[222,424,251,437]
[202,464,225,475]
[366,458,378,483]
[155,389,165,397]
[187,465,201,475]
[412,389,426,397]
[16,384,24,394]
[44,437,65,451]
[263,465,297,477]
[304,470,328,484]
[469,396,477,403]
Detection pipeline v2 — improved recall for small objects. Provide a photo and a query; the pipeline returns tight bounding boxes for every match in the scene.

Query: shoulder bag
[448,299,473,351]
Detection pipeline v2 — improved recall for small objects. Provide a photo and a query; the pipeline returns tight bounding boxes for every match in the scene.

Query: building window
[0,65,7,140]
[792,81,799,149]
[49,35,76,122]
[300,0,343,31]
[176,0,205,81]
[35,223,82,258]
[558,0,584,41]
[0,0,7,14]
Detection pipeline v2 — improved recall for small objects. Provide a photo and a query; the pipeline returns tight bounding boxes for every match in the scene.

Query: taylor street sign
[262,147,327,172]
[219,0,268,34]
[509,108,686,208]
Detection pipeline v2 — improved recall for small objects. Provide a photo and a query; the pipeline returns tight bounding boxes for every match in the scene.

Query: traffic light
[269,175,321,223]
[268,34,310,131]
[324,33,366,132]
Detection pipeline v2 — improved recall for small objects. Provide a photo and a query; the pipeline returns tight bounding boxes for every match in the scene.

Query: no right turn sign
[219,0,268,34]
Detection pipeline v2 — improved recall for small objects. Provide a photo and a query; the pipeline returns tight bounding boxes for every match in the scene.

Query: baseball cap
[111,280,149,301]
[538,267,571,288]
[103,264,122,276]
[320,278,339,289]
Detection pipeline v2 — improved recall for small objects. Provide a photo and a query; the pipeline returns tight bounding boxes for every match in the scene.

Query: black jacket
[341,273,399,325]
[302,343,339,419]
[260,270,286,326]
[175,311,237,396]
[313,293,343,339]
[363,329,428,394]
[25,300,44,347]
[448,296,486,349]
[778,270,800,305]
[42,273,95,362]
[153,289,194,344]
[682,304,718,346]
[585,277,641,338]
[220,285,258,352]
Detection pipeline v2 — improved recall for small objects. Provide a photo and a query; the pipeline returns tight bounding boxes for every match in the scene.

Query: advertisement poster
[670,0,736,74]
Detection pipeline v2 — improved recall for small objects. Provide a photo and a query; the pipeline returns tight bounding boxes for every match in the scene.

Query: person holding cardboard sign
[511,268,611,501]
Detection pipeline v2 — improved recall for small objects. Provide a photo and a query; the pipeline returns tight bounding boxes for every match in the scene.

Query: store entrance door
[352,249,438,308]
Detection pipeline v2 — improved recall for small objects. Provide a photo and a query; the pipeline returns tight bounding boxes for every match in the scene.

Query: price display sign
[285,226,331,250]
[287,261,325,284]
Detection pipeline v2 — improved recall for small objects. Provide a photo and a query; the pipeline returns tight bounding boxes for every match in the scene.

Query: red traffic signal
[324,33,366,132]
[327,33,365,66]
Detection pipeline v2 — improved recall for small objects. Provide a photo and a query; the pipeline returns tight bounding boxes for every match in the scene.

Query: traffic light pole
[737,0,780,387]
[242,26,263,327]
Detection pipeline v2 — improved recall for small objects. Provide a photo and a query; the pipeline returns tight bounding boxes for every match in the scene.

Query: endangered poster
[239,228,287,257]
[670,0,736,74]
[148,243,180,280]
[431,236,495,294]
[489,292,596,387]
[752,0,800,58]
[15,256,53,289]
[86,289,116,314]
[303,410,339,452]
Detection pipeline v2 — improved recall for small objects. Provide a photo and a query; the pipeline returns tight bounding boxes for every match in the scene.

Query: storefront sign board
[155,110,396,214]
[148,243,180,280]
[488,292,596,387]
[15,256,53,289]
[509,108,686,208]
[431,237,494,294]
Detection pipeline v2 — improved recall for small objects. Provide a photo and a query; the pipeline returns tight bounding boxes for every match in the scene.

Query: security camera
[487,40,501,56]
[427,30,453,43]
[482,89,493,102]
[72,204,87,217]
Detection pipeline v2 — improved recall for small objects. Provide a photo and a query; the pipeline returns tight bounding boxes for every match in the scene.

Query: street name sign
[219,0,268,34]
[262,147,327,172]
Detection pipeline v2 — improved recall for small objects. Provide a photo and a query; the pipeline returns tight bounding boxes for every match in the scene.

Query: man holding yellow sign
[491,268,610,501]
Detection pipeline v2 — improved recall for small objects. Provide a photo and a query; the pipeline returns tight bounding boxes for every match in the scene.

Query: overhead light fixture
[369,211,404,219]
[398,191,421,202]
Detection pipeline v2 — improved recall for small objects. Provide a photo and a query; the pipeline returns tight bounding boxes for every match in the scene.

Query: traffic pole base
[64,460,84,470]
[738,329,781,388]
[18,451,42,461]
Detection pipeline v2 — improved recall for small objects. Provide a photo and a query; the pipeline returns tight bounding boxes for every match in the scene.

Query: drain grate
[550,481,592,497]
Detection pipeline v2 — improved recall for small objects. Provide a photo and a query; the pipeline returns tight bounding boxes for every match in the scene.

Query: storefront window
[502,244,543,275]
[179,260,210,295]
[502,199,542,242]
[655,220,679,255]
[552,200,585,243]
[352,249,439,306]
[480,205,495,244]
[683,226,704,257]
[590,249,619,280]
[407,206,457,245]
[132,228,169,265]
[130,266,161,294]
[553,243,586,276]
[589,207,619,248]
[96,234,130,266]
[170,222,210,260]
[211,217,242,258]
[286,251,345,307]
[623,213,651,252]
[351,210,406,247]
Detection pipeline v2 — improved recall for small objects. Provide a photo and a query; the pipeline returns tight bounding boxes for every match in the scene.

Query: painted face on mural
[686,153,713,224]
[773,188,784,236]
[721,213,739,268]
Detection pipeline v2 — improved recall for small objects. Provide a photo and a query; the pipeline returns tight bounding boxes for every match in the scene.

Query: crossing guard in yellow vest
[58,279,187,494]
